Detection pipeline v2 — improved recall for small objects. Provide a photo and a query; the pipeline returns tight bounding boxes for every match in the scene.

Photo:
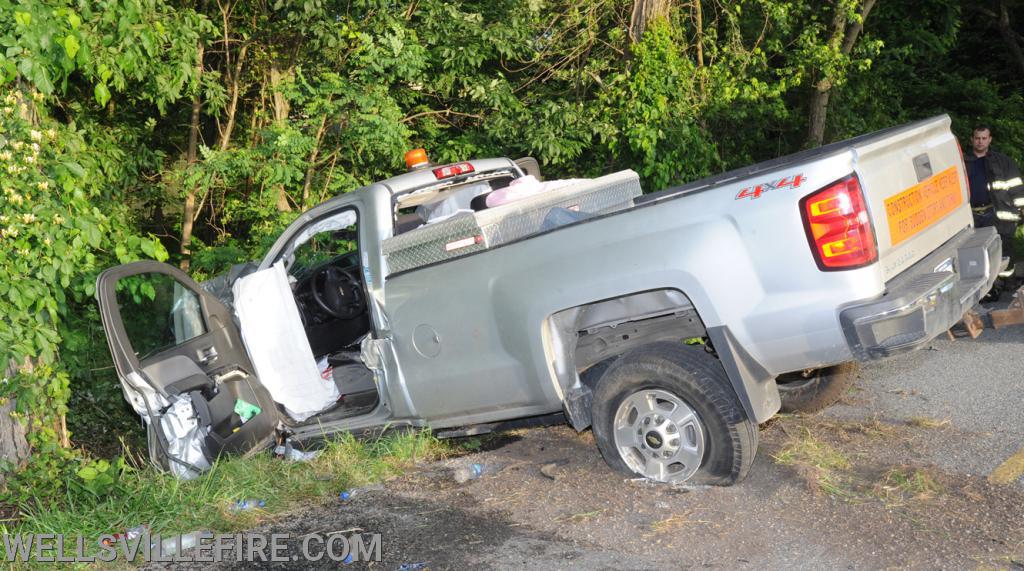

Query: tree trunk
[629,0,671,45]
[997,0,1024,77]
[302,111,330,204]
[269,65,294,212]
[693,0,704,68]
[806,0,877,148]
[218,43,248,151]
[0,361,31,489]
[180,43,205,271]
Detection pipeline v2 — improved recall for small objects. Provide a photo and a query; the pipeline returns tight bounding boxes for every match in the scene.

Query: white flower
[52,214,65,224]
[0,151,11,161]
[37,181,48,191]
[21,213,36,224]
[24,154,35,164]
[29,130,42,142]
[10,193,22,205]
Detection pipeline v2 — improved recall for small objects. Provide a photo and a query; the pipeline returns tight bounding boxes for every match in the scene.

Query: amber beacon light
[404,148,430,170]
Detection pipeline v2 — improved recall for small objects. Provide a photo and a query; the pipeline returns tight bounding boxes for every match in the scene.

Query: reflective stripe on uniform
[1014,197,1024,207]
[996,210,1022,221]
[991,177,1024,190]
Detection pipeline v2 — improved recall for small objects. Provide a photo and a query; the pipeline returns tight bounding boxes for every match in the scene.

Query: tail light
[800,174,878,271]
[433,162,474,179]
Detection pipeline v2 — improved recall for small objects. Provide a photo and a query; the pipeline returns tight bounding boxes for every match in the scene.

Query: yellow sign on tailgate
[884,166,962,246]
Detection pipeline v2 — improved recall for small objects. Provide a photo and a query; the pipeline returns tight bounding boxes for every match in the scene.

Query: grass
[874,466,943,505]
[772,425,854,497]
[557,508,605,523]
[5,430,451,550]
[771,418,950,509]
[649,512,713,533]
[907,416,951,429]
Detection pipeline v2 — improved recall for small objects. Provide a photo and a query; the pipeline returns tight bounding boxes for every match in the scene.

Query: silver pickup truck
[97,115,1001,484]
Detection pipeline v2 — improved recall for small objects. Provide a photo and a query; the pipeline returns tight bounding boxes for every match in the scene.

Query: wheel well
[545,289,707,431]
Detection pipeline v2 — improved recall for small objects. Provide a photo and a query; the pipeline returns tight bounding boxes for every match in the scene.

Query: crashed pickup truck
[97,115,1001,484]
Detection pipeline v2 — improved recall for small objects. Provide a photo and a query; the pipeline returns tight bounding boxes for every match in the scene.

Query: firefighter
[963,125,1024,240]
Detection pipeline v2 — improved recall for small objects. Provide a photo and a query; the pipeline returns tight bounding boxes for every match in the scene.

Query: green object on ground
[234,399,261,423]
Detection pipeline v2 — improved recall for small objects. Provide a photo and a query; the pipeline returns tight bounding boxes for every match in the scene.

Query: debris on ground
[452,462,503,483]
[538,459,569,480]
[274,441,322,462]
[229,499,266,512]
[339,483,385,500]
[102,524,149,546]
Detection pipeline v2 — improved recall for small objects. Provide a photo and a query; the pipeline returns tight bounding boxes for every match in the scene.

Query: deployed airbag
[232,262,340,421]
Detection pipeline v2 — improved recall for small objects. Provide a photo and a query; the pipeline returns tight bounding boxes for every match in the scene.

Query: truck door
[96,261,279,476]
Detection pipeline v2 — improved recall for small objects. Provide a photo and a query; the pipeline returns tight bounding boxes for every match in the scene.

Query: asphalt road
[828,303,1024,485]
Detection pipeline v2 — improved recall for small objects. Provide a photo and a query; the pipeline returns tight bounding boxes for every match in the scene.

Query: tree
[806,0,879,147]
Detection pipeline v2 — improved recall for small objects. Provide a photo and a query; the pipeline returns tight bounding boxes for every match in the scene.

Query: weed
[649,512,712,533]
[773,426,853,497]
[907,416,951,429]
[875,466,943,505]
[557,508,605,523]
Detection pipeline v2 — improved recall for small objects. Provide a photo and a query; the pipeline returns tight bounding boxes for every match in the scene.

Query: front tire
[591,343,758,486]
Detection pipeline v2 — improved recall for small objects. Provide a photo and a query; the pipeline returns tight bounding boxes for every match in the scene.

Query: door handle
[197,346,219,365]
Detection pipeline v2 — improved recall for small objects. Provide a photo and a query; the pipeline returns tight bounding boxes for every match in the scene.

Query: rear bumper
[840,226,1004,361]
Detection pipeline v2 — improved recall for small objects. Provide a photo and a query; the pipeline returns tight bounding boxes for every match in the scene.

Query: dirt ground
[176,412,1024,571]
[152,322,1024,571]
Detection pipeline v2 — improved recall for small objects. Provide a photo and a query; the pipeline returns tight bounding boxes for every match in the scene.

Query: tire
[776,362,860,414]
[591,342,758,486]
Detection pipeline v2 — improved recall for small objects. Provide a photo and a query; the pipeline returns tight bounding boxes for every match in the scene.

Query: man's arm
[1001,155,1024,209]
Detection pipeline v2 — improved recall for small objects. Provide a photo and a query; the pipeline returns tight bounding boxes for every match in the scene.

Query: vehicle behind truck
[97,115,1001,485]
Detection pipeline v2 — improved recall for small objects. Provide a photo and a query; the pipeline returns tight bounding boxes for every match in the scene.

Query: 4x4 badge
[735,174,806,200]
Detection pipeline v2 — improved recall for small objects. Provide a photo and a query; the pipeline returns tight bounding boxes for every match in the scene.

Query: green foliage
[0,92,167,502]
[13,430,450,546]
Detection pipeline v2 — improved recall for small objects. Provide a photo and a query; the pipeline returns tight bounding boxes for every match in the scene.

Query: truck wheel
[776,362,859,413]
[591,342,758,485]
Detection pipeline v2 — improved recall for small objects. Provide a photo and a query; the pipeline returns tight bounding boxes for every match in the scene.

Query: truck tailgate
[852,116,973,282]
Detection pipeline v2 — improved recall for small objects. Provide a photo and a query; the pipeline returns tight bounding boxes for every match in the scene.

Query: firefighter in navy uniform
[963,125,1024,240]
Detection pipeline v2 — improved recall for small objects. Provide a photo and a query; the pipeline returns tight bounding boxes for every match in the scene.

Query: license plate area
[884,166,963,247]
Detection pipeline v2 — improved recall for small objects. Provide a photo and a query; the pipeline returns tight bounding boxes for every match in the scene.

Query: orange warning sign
[884,166,963,246]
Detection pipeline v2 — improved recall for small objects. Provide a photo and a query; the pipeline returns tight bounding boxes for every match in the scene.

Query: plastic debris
[102,524,149,546]
[274,441,322,462]
[230,499,266,512]
[339,483,385,501]
[342,552,353,565]
[453,462,498,483]
[153,531,207,556]
[234,399,261,423]
[396,563,428,571]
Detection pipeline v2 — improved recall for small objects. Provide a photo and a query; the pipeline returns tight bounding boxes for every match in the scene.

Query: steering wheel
[311,265,366,320]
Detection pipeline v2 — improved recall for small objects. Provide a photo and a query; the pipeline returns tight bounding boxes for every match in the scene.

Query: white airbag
[232,262,339,421]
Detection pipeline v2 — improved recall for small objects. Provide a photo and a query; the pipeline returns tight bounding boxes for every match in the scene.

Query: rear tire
[591,342,758,486]
[776,362,860,413]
